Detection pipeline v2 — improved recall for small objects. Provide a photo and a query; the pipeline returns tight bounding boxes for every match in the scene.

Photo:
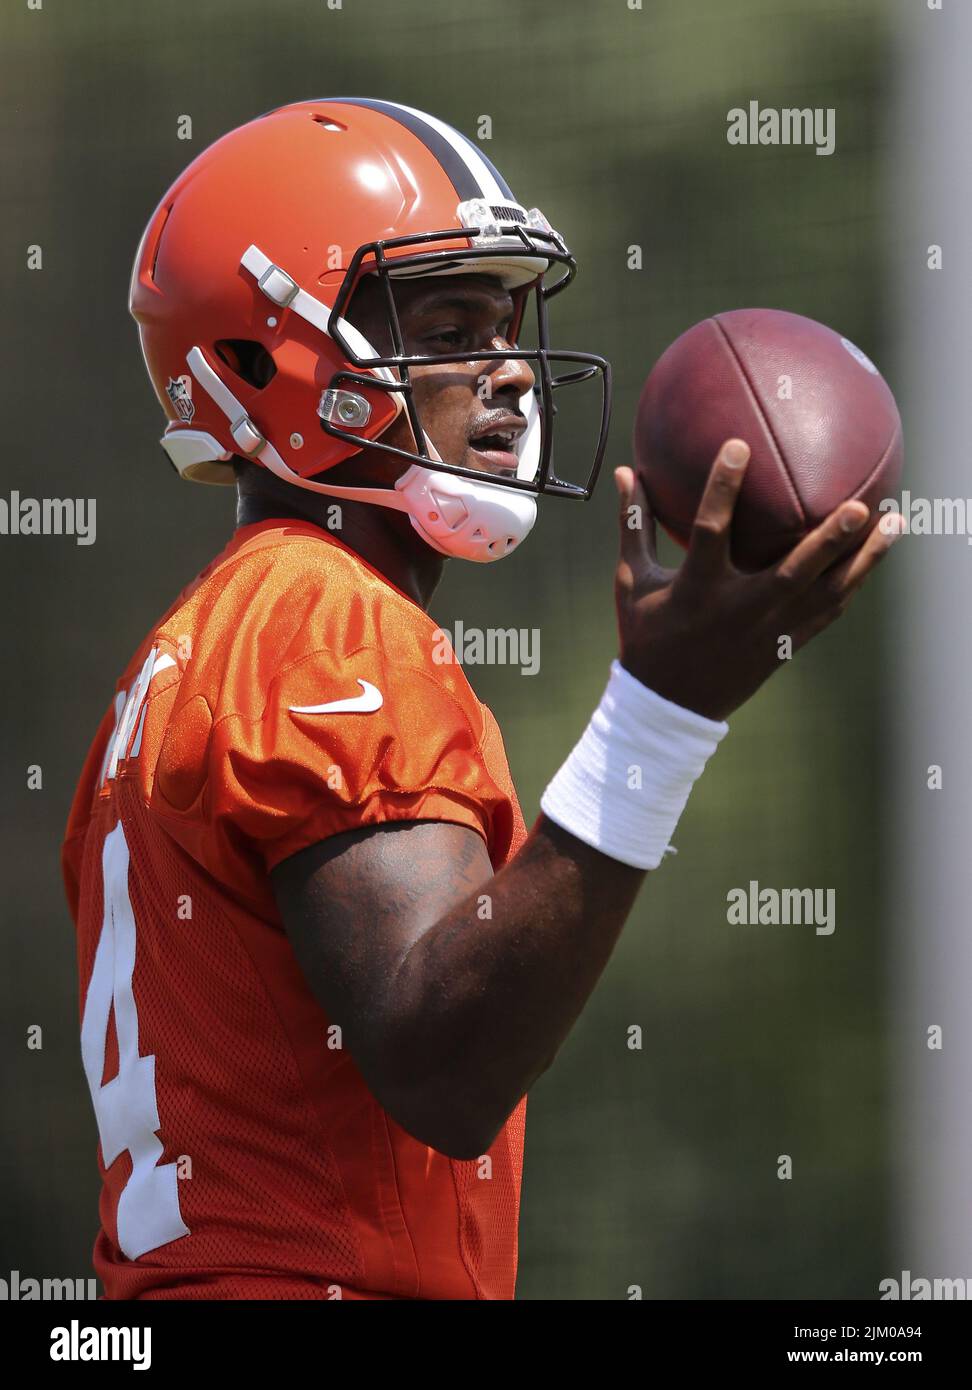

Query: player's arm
[273,815,642,1160]
[272,441,904,1160]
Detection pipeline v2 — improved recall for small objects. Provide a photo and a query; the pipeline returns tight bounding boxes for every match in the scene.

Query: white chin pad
[396,462,537,563]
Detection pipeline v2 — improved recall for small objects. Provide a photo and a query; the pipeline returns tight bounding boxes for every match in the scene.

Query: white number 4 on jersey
[80,821,189,1259]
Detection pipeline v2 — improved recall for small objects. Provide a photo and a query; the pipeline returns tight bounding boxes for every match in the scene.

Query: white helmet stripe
[329,98,514,204]
[390,102,508,205]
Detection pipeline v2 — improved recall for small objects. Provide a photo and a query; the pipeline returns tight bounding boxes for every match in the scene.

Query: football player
[61,98,901,1300]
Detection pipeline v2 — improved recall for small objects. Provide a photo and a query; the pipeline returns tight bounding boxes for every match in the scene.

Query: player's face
[347,274,536,480]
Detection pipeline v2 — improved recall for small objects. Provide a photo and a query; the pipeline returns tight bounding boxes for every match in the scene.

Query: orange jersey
[61,519,528,1300]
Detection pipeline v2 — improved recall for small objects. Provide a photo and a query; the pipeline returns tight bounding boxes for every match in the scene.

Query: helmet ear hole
[214,339,277,389]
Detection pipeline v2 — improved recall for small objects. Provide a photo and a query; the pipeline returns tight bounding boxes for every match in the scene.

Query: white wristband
[540,659,729,870]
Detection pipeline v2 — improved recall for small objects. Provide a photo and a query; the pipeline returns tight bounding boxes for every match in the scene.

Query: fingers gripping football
[613,439,905,721]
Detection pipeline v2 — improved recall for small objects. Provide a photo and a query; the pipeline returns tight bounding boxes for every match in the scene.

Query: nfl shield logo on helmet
[165,374,195,424]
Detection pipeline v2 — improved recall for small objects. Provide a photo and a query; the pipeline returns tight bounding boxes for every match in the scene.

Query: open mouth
[468,417,525,477]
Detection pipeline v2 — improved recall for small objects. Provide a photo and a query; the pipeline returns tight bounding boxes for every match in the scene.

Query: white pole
[892,0,972,1282]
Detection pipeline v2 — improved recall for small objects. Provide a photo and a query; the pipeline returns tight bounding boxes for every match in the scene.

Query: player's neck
[235,492,445,611]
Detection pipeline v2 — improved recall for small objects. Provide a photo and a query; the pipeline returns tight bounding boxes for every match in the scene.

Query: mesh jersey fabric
[61,518,529,1300]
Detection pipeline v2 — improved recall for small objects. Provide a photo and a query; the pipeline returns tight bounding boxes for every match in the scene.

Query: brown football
[633,308,904,571]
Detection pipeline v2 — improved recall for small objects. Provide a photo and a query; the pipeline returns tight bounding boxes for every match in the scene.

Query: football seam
[709,315,807,529]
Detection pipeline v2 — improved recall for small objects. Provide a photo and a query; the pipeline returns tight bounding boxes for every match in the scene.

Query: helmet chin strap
[257,431,538,564]
[185,344,538,564]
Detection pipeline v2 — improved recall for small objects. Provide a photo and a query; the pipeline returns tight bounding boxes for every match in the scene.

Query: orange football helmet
[130,98,611,561]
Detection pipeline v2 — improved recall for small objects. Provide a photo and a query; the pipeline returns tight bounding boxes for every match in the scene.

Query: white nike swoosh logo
[289,679,384,715]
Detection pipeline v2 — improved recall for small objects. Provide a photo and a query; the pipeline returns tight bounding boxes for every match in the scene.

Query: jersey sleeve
[235,641,498,868]
[150,637,507,876]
